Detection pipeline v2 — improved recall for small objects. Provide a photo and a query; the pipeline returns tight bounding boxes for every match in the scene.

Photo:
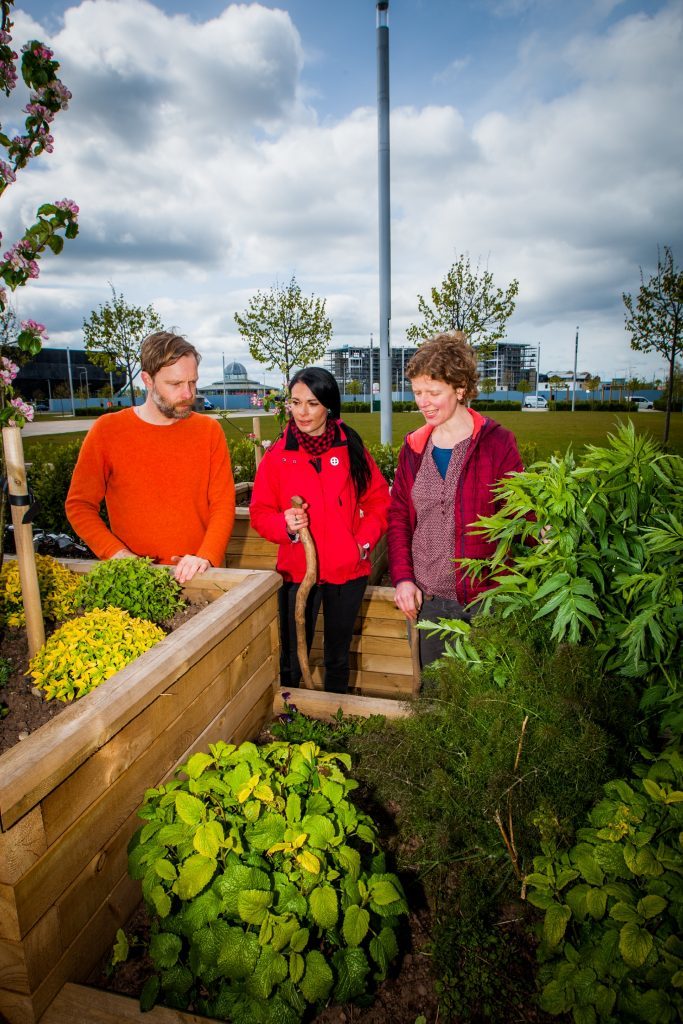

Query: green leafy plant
[26,440,83,535]
[127,738,408,1021]
[76,557,184,624]
[271,692,385,750]
[460,423,682,693]
[526,742,683,1023]
[0,553,79,626]
[28,606,164,701]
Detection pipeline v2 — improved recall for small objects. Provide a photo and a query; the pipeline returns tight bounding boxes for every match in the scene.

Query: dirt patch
[0,598,209,757]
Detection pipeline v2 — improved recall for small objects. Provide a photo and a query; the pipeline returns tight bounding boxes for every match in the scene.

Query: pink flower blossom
[9,397,34,424]
[23,43,53,61]
[21,319,48,340]
[0,160,16,184]
[55,198,79,218]
[0,356,19,386]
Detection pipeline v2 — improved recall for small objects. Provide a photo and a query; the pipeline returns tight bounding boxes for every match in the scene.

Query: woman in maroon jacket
[389,331,523,667]
[251,367,390,693]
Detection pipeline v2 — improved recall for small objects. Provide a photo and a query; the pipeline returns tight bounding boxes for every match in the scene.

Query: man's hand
[170,554,211,584]
[112,548,136,559]
[394,581,423,622]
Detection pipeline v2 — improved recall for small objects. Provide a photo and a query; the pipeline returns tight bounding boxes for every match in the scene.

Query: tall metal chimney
[376,1,392,443]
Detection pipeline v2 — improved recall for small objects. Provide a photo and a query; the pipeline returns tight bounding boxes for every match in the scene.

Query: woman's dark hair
[288,366,371,499]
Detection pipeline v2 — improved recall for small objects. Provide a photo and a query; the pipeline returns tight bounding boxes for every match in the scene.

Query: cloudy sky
[3,0,682,388]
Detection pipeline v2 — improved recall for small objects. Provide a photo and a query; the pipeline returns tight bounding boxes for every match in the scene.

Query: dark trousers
[415,593,473,667]
[278,576,367,693]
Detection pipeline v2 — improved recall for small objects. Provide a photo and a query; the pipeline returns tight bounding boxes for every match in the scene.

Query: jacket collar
[283,420,346,451]
[407,407,486,454]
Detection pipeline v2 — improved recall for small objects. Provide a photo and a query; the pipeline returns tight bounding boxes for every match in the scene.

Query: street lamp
[77,365,89,402]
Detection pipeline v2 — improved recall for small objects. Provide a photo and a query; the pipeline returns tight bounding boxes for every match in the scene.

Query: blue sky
[4,0,682,388]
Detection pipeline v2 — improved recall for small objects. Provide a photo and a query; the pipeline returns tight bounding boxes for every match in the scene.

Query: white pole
[66,346,76,415]
[377,1,392,443]
[571,326,579,412]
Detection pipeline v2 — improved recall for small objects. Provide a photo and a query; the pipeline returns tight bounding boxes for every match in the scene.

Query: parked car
[523,395,548,409]
[627,395,654,410]
[34,400,49,412]
[202,398,216,410]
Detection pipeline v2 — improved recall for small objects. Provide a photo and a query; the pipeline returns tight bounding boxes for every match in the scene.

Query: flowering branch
[0,0,79,428]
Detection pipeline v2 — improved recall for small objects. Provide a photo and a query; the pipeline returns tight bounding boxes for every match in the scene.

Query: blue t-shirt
[432,445,452,480]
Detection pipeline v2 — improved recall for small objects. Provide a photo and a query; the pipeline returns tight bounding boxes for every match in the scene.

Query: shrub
[28,606,164,701]
[527,741,683,1023]
[0,553,80,627]
[128,739,408,1020]
[27,440,83,535]
[270,691,385,749]
[77,557,184,623]
[226,437,258,484]
[366,442,399,484]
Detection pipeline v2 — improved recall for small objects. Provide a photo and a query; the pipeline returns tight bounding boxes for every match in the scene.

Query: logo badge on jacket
[330,456,339,466]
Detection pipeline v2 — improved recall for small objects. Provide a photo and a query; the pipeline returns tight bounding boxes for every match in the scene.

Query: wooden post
[2,425,45,655]
[409,622,422,696]
[291,495,316,689]
[253,415,263,468]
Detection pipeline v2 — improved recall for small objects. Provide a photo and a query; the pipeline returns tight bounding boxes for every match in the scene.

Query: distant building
[13,348,126,402]
[198,361,268,410]
[477,342,537,390]
[326,344,417,397]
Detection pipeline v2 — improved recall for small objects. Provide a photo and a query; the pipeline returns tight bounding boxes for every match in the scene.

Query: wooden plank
[227,536,277,556]
[225,554,276,570]
[40,607,277,847]
[0,908,60,995]
[0,884,20,941]
[358,634,410,658]
[43,981,225,1023]
[359,586,402,615]
[355,672,414,698]
[230,685,276,747]
[273,686,411,721]
[184,656,277,757]
[0,807,47,885]
[358,616,408,639]
[0,986,33,1024]
[359,653,413,676]
[0,572,281,831]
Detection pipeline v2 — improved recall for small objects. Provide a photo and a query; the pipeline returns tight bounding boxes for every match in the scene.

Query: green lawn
[22,409,682,461]
[226,409,683,459]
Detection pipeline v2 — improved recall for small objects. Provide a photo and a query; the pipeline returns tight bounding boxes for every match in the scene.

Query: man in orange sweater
[66,332,235,583]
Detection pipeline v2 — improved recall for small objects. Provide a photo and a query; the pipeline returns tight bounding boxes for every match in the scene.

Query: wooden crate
[0,565,282,1024]
[226,506,389,584]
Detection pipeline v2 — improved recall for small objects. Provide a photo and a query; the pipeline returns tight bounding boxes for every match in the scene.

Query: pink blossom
[9,397,34,424]
[0,160,16,184]
[21,319,48,340]
[55,198,79,218]
[1,356,19,386]
[23,43,53,61]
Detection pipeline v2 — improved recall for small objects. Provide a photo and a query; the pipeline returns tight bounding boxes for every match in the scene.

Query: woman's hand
[394,581,422,622]
[284,503,309,534]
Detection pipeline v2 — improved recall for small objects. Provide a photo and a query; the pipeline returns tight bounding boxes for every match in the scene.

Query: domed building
[198,359,268,410]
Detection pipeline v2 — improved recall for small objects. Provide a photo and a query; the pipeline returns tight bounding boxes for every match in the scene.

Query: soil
[0,599,208,757]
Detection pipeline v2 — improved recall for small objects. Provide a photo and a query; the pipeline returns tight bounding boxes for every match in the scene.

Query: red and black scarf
[288,416,339,454]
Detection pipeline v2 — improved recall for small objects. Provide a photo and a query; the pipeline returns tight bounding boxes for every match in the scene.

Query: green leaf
[332,947,371,1002]
[300,949,334,1003]
[140,975,160,1012]
[175,791,206,826]
[574,846,605,886]
[184,752,214,779]
[173,854,216,900]
[335,844,361,881]
[637,894,667,919]
[154,857,177,882]
[609,900,639,924]
[309,885,338,929]
[150,884,172,919]
[289,927,309,953]
[572,1006,596,1024]
[245,813,287,851]
[237,889,273,925]
[343,904,370,947]
[193,820,224,858]
[619,922,653,968]
[540,979,571,1015]
[301,813,336,849]
[289,951,305,984]
[285,792,302,823]
[368,878,402,906]
[111,928,129,966]
[149,931,182,970]
[246,944,288,1000]
[585,887,608,920]
[217,927,260,979]
[543,903,571,947]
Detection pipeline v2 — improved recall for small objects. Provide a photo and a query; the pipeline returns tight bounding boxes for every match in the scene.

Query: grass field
[22,409,683,461]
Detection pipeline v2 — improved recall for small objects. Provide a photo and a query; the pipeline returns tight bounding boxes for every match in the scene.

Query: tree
[518,379,531,399]
[346,379,362,403]
[234,275,333,387]
[479,377,496,397]
[406,253,519,351]
[624,246,683,444]
[584,374,601,408]
[548,375,563,402]
[83,285,163,403]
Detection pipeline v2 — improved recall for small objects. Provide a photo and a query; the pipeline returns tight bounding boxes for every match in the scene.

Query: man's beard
[151,387,193,420]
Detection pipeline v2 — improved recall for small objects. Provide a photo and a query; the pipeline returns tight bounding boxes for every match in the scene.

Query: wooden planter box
[0,565,281,1024]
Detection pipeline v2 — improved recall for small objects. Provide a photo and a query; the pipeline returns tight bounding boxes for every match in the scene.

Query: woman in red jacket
[251,367,390,693]
[389,331,523,667]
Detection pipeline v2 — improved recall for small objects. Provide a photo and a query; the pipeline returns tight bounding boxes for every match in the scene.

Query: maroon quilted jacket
[388,409,523,605]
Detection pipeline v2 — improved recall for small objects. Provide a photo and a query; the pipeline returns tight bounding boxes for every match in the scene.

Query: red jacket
[250,424,390,585]
[388,409,523,605]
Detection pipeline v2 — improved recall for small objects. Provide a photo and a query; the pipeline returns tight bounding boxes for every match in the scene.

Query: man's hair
[140,332,201,377]
[406,331,479,401]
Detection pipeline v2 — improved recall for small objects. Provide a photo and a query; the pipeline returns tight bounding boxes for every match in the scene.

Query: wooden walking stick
[291,494,317,689]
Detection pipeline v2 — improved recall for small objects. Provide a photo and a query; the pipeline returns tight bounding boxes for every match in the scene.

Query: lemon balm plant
[128,739,408,1021]
[0,552,79,625]
[77,556,185,624]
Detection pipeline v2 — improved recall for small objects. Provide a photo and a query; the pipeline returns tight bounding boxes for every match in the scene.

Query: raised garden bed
[0,564,281,1024]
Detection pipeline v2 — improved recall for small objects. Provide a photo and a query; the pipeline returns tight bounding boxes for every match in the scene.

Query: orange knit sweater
[66,409,235,566]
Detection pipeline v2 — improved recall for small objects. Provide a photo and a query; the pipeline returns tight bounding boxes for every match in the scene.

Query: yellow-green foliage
[0,554,80,627]
[29,607,164,702]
